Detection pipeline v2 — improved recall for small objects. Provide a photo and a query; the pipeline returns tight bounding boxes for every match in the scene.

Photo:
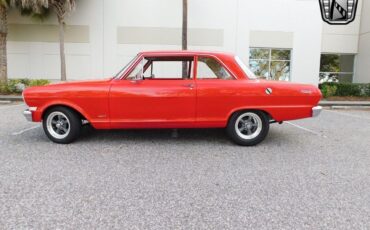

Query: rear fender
[227,105,312,122]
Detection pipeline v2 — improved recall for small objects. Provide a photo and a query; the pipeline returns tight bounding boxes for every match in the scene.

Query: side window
[125,57,194,80]
[143,60,193,79]
[126,59,145,80]
[197,57,233,80]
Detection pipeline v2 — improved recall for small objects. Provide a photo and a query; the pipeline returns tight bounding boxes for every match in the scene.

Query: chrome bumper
[312,106,322,117]
[23,109,33,122]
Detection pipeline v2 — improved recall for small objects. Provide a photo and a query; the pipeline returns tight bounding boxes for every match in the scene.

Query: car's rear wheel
[227,110,270,146]
[43,107,81,144]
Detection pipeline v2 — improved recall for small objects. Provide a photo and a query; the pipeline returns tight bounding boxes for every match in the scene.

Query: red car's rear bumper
[312,106,322,117]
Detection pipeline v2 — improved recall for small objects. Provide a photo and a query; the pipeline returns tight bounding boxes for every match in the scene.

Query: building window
[319,54,355,83]
[249,48,291,81]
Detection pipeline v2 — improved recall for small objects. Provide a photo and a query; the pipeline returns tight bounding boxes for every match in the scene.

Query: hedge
[319,83,370,98]
[0,79,50,95]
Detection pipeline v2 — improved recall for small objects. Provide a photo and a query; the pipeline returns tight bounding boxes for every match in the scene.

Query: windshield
[235,56,257,80]
[114,56,138,79]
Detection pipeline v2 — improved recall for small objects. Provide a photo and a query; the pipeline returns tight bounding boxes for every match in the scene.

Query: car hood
[23,78,113,101]
[46,78,113,87]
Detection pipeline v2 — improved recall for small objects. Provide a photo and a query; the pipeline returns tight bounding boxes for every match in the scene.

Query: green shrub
[0,78,50,95]
[320,84,337,98]
[0,82,10,94]
[366,84,370,97]
[320,82,370,97]
[336,83,361,97]
[7,79,24,94]
[29,79,50,87]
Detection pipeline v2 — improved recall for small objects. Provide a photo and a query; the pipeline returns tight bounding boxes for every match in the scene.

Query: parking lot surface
[0,103,370,229]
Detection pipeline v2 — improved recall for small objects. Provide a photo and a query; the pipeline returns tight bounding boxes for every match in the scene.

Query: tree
[182,0,187,51]
[0,1,8,82]
[48,0,76,81]
[0,0,48,82]
[181,0,188,78]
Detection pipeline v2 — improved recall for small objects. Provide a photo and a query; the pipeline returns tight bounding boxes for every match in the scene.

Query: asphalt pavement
[0,103,370,229]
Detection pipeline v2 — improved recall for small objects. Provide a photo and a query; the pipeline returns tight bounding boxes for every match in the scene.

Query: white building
[6,0,370,85]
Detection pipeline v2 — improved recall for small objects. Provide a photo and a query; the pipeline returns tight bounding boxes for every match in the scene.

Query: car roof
[138,50,235,58]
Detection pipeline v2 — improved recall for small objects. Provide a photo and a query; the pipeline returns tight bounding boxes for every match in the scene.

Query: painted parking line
[286,121,327,138]
[0,103,25,110]
[11,125,40,136]
[323,109,370,121]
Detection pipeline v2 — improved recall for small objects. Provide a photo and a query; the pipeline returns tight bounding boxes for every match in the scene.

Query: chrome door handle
[130,80,144,85]
[182,83,194,89]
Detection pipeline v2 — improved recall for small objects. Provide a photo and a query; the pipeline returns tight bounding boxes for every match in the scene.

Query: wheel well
[42,105,87,121]
[229,109,273,122]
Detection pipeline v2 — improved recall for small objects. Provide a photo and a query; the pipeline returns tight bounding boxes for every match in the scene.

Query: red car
[23,51,322,146]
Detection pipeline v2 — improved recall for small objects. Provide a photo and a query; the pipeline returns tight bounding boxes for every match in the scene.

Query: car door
[109,55,196,128]
[195,56,242,127]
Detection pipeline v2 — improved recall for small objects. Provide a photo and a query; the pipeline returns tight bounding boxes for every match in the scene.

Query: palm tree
[48,0,76,81]
[182,0,187,51]
[181,0,188,78]
[0,0,48,82]
[0,1,8,82]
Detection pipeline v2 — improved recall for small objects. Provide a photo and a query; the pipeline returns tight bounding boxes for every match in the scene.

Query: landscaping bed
[319,83,370,99]
[0,79,50,95]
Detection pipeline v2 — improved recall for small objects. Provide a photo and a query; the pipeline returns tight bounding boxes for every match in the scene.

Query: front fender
[33,100,93,123]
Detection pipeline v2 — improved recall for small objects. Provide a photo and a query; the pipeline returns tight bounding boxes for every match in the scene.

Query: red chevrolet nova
[23,51,322,146]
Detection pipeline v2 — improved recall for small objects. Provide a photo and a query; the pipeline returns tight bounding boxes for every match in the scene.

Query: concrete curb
[329,106,370,110]
[0,95,23,102]
[319,101,370,106]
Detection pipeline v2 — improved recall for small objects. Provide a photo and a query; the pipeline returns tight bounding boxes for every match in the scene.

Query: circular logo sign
[265,88,273,95]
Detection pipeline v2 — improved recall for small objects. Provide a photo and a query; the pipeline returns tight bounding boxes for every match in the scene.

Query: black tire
[42,106,82,144]
[226,110,270,146]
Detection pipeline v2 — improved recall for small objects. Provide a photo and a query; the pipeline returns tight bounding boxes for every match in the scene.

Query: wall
[113,0,237,77]
[7,0,103,80]
[355,0,370,83]
[321,0,363,54]
[6,0,324,85]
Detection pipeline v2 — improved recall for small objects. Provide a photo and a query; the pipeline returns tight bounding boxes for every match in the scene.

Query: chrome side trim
[312,106,322,117]
[23,109,33,122]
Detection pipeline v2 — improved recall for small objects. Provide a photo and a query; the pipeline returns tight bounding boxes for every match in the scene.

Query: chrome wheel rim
[235,112,262,140]
[46,112,70,139]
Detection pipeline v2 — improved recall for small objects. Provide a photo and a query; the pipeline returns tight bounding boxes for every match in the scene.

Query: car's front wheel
[43,107,81,144]
[227,110,270,146]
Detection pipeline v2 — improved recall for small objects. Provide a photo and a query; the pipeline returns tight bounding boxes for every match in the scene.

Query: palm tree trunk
[58,17,67,81]
[0,5,7,83]
[182,0,188,50]
[182,0,188,78]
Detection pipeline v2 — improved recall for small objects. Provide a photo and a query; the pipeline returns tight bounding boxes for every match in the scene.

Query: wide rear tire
[42,106,81,144]
[227,110,270,146]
